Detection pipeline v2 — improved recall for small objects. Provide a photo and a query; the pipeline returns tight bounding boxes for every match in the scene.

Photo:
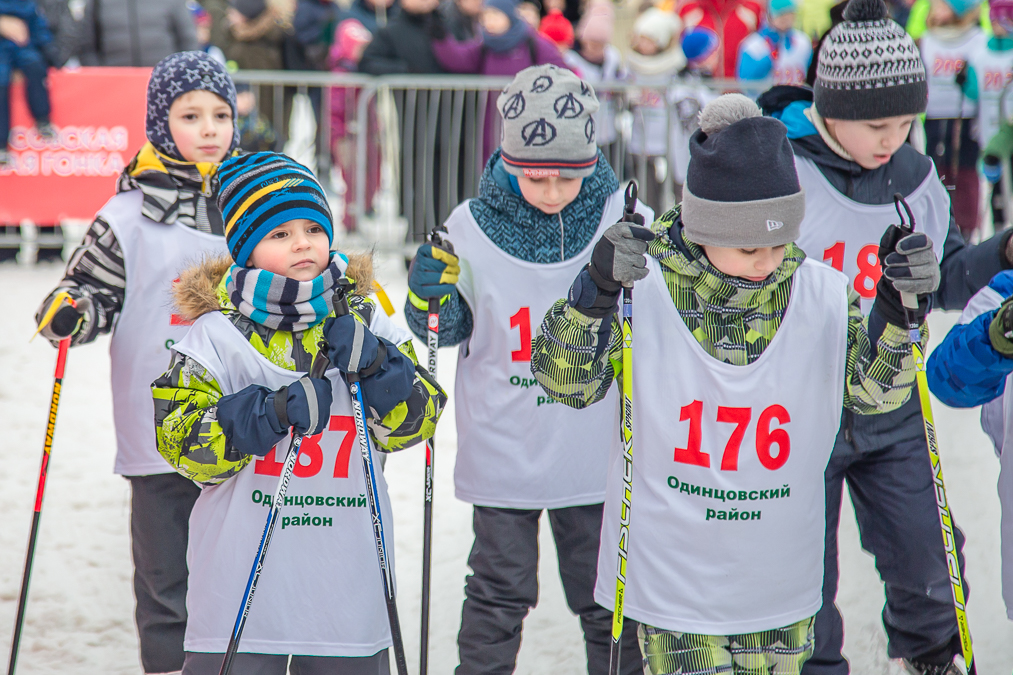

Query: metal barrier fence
[4,71,769,261]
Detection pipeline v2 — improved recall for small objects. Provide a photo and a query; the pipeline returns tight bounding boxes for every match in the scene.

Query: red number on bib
[254,446,285,476]
[510,307,532,362]
[330,415,356,478]
[673,400,709,467]
[673,403,791,471]
[293,433,324,477]
[822,241,845,272]
[717,406,751,471]
[756,404,791,470]
[854,244,881,298]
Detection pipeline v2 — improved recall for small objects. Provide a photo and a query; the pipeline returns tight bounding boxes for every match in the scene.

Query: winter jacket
[927,270,1013,408]
[0,0,54,57]
[79,0,198,66]
[225,8,286,71]
[403,148,621,346]
[291,0,337,70]
[563,45,626,145]
[358,8,443,74]
[430,27,567,75]
[766,87,1013,312]
[530,207,920,415]
[737,25,813,84]
[678,0,762,78]
[338,0,396,36]
[439,0,476,41]
[34,0,80,66]
[152,255,447,485]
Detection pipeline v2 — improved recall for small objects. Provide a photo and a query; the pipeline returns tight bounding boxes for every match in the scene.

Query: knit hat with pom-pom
[814,0,926,120]
[681,94,805,248]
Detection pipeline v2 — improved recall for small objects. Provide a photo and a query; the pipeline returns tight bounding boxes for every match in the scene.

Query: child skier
[926,271,1013,626]
[737,0,814,85]
[758,0,1013,670]
[920,0,985,237]
[33,51,239,675]
[403,64,653,674]
[152,151,446,674]
[530,93,935,675]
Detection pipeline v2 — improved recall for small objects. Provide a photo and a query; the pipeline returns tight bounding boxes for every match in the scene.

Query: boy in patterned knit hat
[759,0,1013,671]
[530,93,932,675]
[404,64,653,674]
[33,50,238,675]
[152,151,445,675]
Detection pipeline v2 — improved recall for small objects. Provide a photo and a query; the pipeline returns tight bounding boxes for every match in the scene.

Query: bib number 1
[823,241,881,298]
[510,307,532,362]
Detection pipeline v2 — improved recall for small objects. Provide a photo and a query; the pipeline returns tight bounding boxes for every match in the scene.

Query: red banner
[0,67,151,224]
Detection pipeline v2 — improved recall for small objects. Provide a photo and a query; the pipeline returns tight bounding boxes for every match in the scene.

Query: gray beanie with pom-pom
[681,94,806,249]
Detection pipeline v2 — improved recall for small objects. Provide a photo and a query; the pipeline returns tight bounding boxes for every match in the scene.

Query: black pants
[802,401,968,674]
[182,650,390,674]
[129,472,202,674]
[456,503,641,675]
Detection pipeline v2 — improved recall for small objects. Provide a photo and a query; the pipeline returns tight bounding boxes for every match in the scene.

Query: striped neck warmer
[226,255,348,332]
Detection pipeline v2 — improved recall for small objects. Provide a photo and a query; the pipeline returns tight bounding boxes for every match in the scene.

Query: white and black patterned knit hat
[814,0,927,120]
[497,64,600,179]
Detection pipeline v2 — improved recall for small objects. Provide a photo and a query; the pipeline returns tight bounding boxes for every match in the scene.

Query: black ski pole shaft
[420,227,451,675]
[333,285,409,675]
[220,351,330,675]
[892,195,977,674]
[7,337,70,675]
[608,181,639,675]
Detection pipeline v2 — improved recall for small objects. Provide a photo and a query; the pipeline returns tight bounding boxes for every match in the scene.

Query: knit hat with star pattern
[814,0,927,120]
[497,64,600,179]
[146,51,240,161]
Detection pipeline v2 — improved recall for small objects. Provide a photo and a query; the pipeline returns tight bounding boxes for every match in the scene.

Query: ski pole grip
[428,298,440,315]
[332,279,354,318]
[900,291,919,311]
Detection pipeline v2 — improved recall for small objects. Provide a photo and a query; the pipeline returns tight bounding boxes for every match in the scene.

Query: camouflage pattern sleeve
[530,300,623,409]
[151,353,252,486]
[369,339,448,452]
[844,290,922,415]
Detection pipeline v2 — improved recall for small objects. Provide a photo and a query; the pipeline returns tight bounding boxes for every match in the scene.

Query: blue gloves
[218,377,333,457]
[323,314,381,374]
[408,242,460,301]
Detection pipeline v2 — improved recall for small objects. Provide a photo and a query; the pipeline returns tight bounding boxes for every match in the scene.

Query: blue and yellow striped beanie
[217,152,333,267]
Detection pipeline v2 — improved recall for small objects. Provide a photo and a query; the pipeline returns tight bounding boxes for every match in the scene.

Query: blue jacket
[0,0,52,48]
[927,271,1013,408]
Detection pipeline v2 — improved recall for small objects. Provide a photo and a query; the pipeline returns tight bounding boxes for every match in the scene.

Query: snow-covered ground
[1,255,1012,674]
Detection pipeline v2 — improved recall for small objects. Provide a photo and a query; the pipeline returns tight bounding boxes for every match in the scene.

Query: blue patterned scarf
[226,254,348,332]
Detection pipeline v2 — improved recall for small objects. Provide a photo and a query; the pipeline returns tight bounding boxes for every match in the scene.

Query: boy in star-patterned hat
[33,51,238,675]
[404,64,654,674]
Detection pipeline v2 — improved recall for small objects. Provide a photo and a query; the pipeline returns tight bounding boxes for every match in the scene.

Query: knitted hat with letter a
[814,0,927,120]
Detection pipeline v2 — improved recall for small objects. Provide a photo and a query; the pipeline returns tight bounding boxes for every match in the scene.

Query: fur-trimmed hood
[173,252,376,323]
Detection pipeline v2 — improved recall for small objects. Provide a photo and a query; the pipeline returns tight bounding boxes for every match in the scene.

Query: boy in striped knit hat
[760,0,1013,671]
[151,151,445,674]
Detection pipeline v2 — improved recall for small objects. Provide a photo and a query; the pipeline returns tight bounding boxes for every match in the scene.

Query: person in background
[0,0,56,165]
[224,0,288,140]
[626,5,684,211]
[737,0,813,85]
[679,0,763,77]
[340,0,397,34]
[680,25,720,76]
[329,17,378,232]
[564,0,625,159]
[963,0,1013,228]
[235,84,276,151]
[359,0,441,73]
[517,0,540,27]
[539,0,572,50]
[441,0,482,40]
[189,1,228,63]
[80,0,198,65]
[920,0,985,238]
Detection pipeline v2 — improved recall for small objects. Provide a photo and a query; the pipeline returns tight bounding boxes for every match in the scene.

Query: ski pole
[220,350,331,675]
[892,194,977,675]
[420,226,451,675]
[609,181,639,675]
[332,281,409,675]
[7,333,71,675]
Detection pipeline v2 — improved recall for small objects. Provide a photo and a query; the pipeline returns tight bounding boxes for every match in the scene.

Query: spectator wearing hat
[679,0,763,77]
[680,25,720,75]
[538,0,572,51]
[920,0,986,237]
[737,0,813,84]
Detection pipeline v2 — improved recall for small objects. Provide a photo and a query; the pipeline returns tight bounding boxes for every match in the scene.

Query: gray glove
[880,232,940,296]
[587,221,657,293]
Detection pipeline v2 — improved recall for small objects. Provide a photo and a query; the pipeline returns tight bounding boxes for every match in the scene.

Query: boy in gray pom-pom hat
[759,0,1013,669]
[403,64,654,674]
[531,93,933,675]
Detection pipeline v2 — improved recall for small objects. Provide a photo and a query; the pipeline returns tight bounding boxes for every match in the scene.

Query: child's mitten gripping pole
[220,350,331,675]
[421,226,452,675]
[609,181,641,675]
[332,280,409,675]
[7,310,73,675]
[891,194,977,675]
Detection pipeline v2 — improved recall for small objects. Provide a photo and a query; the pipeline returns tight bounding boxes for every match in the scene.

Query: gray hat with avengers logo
[497,64,601,179]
